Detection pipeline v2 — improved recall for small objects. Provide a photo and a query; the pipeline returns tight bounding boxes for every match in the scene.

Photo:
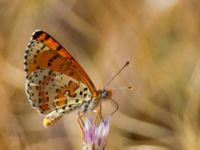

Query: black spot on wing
[56,45,62,51]
[44,34,50,40]
[32,31,43,39]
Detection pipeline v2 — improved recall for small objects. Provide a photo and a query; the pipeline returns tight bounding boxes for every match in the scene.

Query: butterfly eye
[102,89,108,99]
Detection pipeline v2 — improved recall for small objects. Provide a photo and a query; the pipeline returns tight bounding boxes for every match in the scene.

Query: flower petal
[94,116,111,147]
[84,117,95,143]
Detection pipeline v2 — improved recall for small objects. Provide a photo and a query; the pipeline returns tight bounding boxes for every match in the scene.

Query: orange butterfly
[24,30,130,127]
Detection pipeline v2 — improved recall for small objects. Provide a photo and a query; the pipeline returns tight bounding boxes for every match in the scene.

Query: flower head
[82,115,111,150]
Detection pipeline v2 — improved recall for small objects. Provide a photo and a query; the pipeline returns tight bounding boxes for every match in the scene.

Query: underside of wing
[26,68,92,114]
[24,30,97,96]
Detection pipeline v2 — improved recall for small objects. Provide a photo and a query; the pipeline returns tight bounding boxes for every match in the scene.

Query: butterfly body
[24,30,112,127]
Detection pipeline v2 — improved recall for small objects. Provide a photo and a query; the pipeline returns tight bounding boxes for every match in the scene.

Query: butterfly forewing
[24,30,97,95]
[24,30,97,126]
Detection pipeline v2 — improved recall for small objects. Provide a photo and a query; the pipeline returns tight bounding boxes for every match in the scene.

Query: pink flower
[82,116,111,150]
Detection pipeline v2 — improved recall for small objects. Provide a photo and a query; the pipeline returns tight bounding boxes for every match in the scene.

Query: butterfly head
[97,88,112,99]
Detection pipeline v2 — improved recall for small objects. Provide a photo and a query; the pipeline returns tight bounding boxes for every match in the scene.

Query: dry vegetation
[0,0,200,150]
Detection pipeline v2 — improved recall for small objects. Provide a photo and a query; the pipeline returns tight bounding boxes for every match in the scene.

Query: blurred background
[0,0,200,150]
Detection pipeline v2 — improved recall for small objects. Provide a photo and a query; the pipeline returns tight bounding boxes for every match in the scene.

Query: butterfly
[24,30,130,128]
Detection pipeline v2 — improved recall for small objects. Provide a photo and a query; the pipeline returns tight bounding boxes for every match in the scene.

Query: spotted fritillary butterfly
[24,30,114,127]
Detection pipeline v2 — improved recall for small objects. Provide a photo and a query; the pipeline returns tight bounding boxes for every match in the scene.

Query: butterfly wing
[26,68,92,127]
[24,30,97,96]
[24,30,96,127]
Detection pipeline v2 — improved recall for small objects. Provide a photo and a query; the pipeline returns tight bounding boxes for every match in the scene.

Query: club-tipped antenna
[112,86,134,91]
[105,61,130,88]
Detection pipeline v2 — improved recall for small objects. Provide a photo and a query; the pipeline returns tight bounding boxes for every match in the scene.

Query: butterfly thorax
[83,88,112,112]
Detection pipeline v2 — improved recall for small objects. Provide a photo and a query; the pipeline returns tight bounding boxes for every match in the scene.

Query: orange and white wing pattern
[24,30,97,127]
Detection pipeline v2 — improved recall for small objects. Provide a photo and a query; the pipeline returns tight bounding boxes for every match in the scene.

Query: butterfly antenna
[112,86,134,91]
[105,61,130,88]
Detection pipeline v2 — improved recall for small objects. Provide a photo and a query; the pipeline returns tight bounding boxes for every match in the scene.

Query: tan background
[0,0,200,150]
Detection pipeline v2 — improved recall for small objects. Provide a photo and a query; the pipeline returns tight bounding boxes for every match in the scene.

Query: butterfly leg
[93,104,103,125]
[110,98,119,115]
[77,108,101,135]
[99,103,103,119]
[77,112,85,136]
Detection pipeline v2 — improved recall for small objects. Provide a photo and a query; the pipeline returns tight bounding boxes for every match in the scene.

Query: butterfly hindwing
[26,68,92,114]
